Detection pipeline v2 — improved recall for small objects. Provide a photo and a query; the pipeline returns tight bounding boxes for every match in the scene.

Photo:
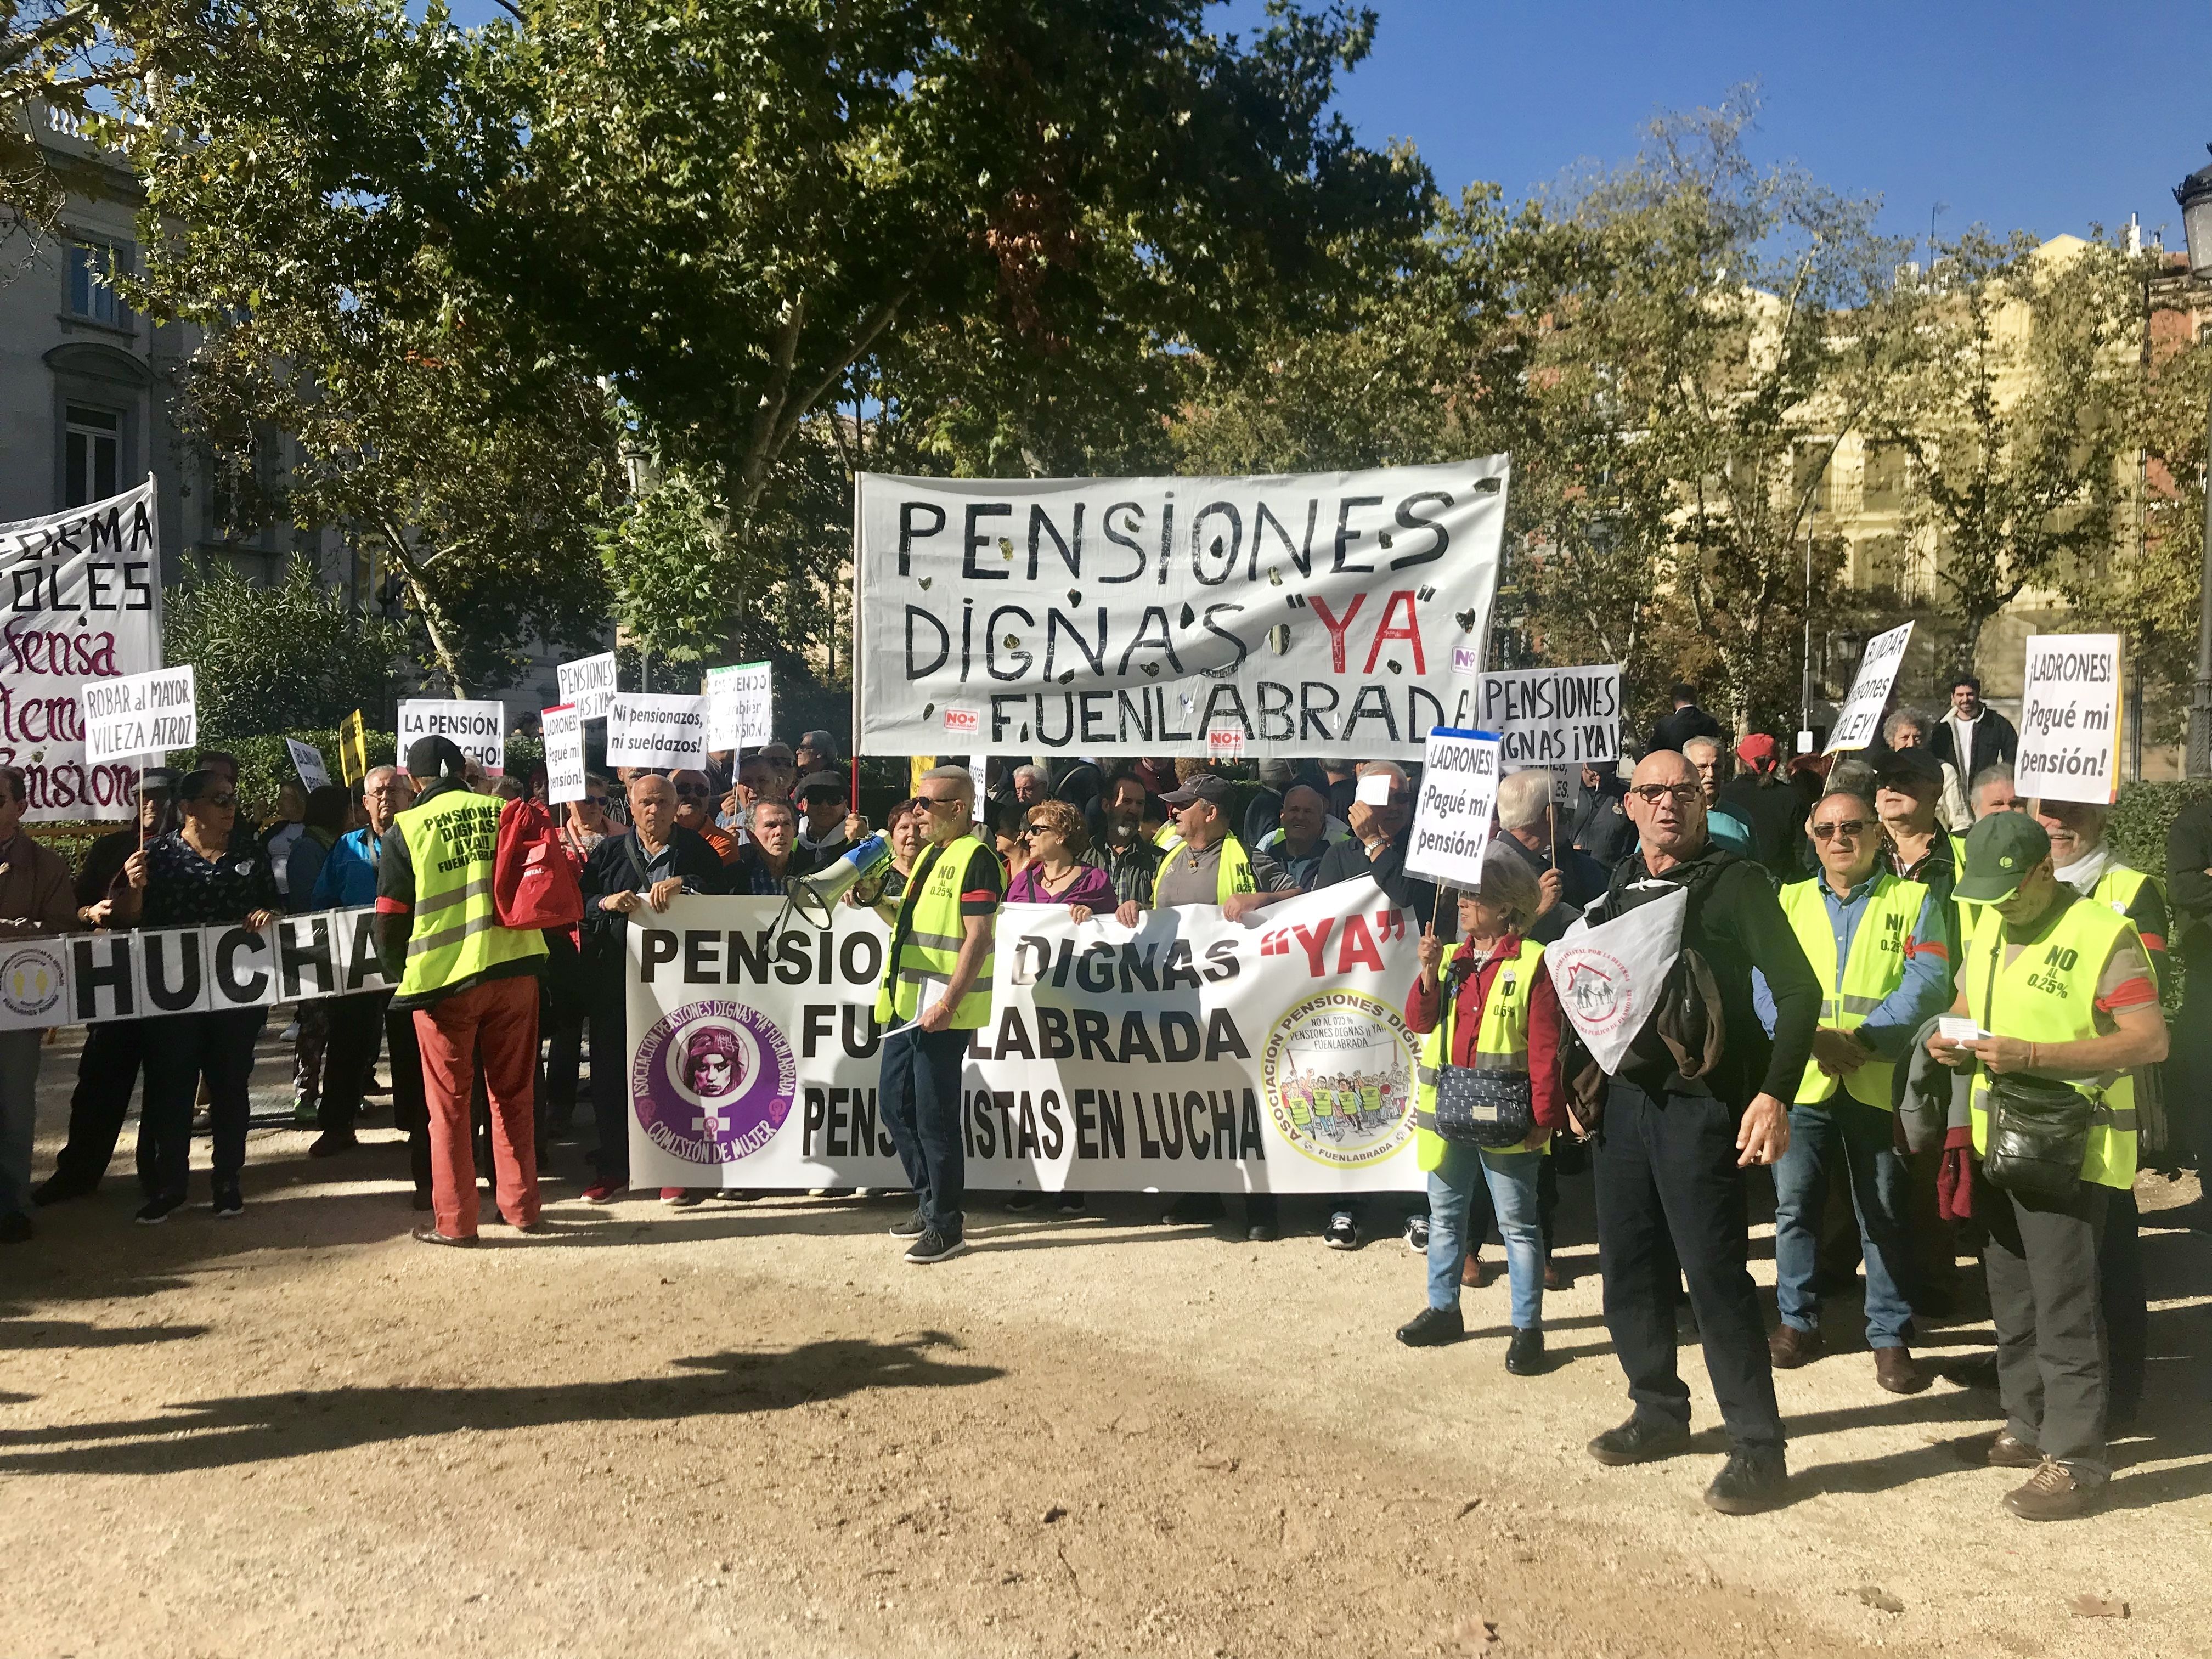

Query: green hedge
[2107,778,2212,882]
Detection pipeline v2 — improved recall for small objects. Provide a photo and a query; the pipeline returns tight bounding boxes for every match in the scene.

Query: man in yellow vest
[868,764,1003,1264]
[1765,789,1953,1392]
[1928,812,2164,1520]
[377,736,549,1245]
[1115,771,1297,1240]
[2030,794,2165,1430]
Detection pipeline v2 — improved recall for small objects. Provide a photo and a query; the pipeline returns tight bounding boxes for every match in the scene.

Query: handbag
[1431,1063,1536,1149]
[1980,1071,2091,1205]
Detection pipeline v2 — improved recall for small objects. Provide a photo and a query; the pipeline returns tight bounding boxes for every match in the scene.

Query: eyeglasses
[1020,824,1051,839]
[674,785,711,800]
[198,792,238,808]
[918,793,963,810]
[1811,820,1871,842]
[1628,783,1700,806]
[583,794,610,807]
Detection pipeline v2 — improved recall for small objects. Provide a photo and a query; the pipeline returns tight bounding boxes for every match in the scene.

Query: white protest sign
[285,738,330,792]
[624,882,1425,1193]
[1404,726,1503,888]
[968,753,989,826]
[1476,665,1622,766]
[81,665,194,764]
[853,460,1511,759]
[557,651,619,722]
[0,478,164,819]
[2015,634,2123,805]
[606,692,709,770]
[1545,885,1688,1074]
[397,698,505,775]
[705,661,774,751]
[1826,622,1914,753]
[543,703,586,805]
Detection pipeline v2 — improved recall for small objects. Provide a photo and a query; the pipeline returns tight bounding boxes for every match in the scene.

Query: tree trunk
[374,518,470,696]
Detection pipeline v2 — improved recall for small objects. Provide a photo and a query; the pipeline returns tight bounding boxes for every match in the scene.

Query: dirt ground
[4,1024,2209,1659]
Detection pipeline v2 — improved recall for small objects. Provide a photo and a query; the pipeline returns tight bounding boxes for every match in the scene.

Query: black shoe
[1005,1192,1038,1211]
[1245,1223,1278,1243]
[211,1185,244,1219]
[889,1210,929,1239]
[1161,1192,1224,1226]
[307,1131,358,1159]
[1055,1193,1087,1215]
[31,1176,90,1208]
[1404,1215,1429,1253]
[1505,1328,1547,1375]
[1587,1414,1693,1466]
[1395,1306,1464,1347]
[135,1194,185,1226]
[904,1228,968,1265]
[0,1211,32,1244]
[1703,1447,1788,1515]
[411,1188,433,1212]
[1323,1211,1361,1250]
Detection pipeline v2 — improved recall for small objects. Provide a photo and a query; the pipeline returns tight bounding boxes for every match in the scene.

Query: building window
[64,405,120,508]
[66,242,133,330]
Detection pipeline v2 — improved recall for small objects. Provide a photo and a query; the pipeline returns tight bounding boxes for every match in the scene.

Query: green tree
[163,555,411,740]
[1,0,134,236]
[1876,228,2150,675]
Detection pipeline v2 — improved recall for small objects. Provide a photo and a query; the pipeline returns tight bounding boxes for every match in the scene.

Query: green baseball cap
[1954,811,2051,903]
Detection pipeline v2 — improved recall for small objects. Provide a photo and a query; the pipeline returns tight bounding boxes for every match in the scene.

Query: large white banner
[1826,622,1914,754]
[0,478,165,819]
[0,908,393,1032]
[625,882,1426,1193]
[2015,634,2123,806]
[853,461,1511,760]
[1475,665,1622,766]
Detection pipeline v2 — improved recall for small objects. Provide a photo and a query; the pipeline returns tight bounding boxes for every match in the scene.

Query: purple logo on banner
[630,998,797,1165]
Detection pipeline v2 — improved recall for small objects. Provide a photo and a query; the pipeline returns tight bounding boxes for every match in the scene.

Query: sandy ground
[4,1023,2209,1659]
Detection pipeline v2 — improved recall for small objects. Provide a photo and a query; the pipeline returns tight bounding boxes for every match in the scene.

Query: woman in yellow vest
[1393,847,1566,1375]
[1765,789,1952,1394]
[1928,812,2165,1522]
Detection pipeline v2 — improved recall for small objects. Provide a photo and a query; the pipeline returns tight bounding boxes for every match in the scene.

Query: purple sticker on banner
[630,998,797,1165]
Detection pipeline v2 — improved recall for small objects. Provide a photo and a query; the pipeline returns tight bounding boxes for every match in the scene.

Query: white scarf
[2054,841,2114,895]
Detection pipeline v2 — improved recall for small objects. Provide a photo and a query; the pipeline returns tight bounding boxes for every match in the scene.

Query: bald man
[1582,748,1820,1516]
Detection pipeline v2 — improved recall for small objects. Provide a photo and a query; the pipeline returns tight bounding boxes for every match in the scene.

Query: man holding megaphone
[864,764,1003,1265]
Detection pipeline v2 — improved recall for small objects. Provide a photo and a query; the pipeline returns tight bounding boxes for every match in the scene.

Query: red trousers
[413,974,540,1237]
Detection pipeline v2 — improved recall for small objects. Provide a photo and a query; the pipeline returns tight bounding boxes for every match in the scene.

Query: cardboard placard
[286,738,330,792]
[543,703,586,805]
[1826,622,1914,754]
[606,693,709,771]
[2014,634,2124,806]
[1404,727,1503,887]
[81,665,195,764]
[705,661,774,752]
[557,651,619,722]
[397,698,505,776]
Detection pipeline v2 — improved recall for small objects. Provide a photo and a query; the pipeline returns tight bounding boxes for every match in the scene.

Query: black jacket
[1716,772,1809,879]
[1648,703,1724,755]
[1568,778,1634,869]
[1928,708,2018,785]
[579,825,727,978]
[1311,828,1441,931]
[1598,843,1820,1110]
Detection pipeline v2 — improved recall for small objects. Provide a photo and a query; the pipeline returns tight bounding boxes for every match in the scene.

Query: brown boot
[2004,1459,2106,1521]
[1543,1258,1570,1291]
[1984,1430,2042,1469]
[1461,1252,1487,1289]
[1872,1346,1928,1395]
[1768,1324,1822,1369]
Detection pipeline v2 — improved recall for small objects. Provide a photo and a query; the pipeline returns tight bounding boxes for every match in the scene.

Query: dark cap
[407,735,468,782]
[1955,811,2051,904]
[1873,747,1945,792]
[797,769,847,801]
[140,766,179,797]
[1159,774,1232,809]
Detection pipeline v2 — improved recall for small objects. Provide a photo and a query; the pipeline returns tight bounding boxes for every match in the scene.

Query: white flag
[1544,885,1686,1075]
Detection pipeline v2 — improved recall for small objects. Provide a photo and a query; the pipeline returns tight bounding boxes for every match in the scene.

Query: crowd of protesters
[0,667,2196,1524]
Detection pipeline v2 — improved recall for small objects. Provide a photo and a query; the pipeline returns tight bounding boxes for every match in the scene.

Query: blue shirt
[309,827,388,911]
[1752,873,1951,1060]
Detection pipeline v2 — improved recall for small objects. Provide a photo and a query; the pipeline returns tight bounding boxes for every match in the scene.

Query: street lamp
[2175,146,2212,774]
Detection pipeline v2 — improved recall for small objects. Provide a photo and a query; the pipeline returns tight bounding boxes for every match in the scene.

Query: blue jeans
[879,1025,969,1238]
[1773,1094,1915,1347]
[1426,1143,1545,1331]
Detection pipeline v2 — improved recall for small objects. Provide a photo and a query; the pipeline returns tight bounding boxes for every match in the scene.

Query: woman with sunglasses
[1008,800,1113,915]
[117,768,283,1223]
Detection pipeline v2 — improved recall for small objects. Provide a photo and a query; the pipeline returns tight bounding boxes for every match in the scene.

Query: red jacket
[1403,935,1567,1135]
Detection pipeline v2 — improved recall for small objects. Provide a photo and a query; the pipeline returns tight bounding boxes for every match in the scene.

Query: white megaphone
[787,832,894,926]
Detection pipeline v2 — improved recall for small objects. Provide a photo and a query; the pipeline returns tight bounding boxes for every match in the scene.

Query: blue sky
[441,1,2212,252]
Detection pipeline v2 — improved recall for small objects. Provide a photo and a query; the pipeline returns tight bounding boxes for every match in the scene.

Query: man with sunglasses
[866,765,1002,1264]
[1583,749,1818,1515]
[1761,790,1951,1393]
[671,769,740,865]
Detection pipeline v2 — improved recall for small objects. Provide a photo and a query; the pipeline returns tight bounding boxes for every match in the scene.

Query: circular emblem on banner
[630,998,797,1166]
[1259,989,1417,1167]
[0,943,61,1020]
[1556,947,1633,1035]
